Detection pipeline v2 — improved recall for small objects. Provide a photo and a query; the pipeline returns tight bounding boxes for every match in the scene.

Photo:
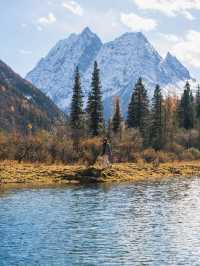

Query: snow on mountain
[26,27,102,109]
[161,52,190,82]
[26,27,193,117]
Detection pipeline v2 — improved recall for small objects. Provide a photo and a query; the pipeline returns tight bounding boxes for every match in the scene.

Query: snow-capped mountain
[27,27,102,109]
[26,27,192,117]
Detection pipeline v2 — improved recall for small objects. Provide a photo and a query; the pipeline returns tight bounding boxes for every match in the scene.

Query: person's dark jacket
[101,142,112,161]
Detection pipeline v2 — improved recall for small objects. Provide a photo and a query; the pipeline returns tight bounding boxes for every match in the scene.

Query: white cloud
[120,12,157,31]
[133,0,200,19]
[172,30,200,68]
[37,26,43,31]
[159,33,180,43]
[19,49,32,55]
[37,12,56,26]
[182,11,195,20]
[21,23,28,28]
[151,33,181,57]
[152,30,200,68]
[62,1,83,16]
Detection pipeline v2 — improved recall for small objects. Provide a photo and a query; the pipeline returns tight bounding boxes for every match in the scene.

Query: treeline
[1,61,200,164]
[70,61,200,150]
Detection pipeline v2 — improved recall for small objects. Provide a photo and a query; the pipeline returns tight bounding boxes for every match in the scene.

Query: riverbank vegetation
[1,160,200,188]
[1,62,200,166]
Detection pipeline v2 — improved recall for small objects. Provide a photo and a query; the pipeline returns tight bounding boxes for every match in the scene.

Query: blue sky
[1,0,200,78]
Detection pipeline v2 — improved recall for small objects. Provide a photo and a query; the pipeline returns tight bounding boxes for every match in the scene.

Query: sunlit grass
[1,160,200,190]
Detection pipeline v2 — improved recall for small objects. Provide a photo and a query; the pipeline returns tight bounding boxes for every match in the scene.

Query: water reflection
[0,177,200,265]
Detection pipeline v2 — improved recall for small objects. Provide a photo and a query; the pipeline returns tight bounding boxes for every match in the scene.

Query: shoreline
[1,160,200,190]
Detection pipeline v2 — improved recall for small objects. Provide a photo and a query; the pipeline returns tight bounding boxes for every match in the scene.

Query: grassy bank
[1,160,200,190]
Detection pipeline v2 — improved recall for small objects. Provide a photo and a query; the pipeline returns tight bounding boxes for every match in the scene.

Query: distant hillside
[0,59,64,133]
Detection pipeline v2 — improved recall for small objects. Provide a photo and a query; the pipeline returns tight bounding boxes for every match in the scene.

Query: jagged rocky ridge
[26,27,191,117]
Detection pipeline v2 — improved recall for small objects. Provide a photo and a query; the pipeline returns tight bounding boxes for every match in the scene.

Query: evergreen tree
[196,85,200,120]
[178,81,194,129]
[127,91,135,128]
[127,77,149,142]
[112,97,122,134]
[150,85,163,150]
[86,91,92,114]
[194,85,200,148]
[87,61,104,136]
[107,118,113,139]
[70,67,83,130]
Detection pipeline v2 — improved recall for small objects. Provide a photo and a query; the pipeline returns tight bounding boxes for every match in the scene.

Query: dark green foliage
[87,61,104,136]
[86,91,92,114]
[196,85,200,120]
[112,97,122,134]
[127,91,135,128]
[127,78,149,142]
[178,81,194,129]
[150,85,163,150]
[195,85,200,148]
[70,67,83,130]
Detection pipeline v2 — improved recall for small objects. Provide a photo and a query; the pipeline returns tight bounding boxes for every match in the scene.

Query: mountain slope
[0,60,64,133]
[26,27,191,116]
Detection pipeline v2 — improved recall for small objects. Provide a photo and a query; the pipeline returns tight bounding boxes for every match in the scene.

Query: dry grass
[1,160,200,189]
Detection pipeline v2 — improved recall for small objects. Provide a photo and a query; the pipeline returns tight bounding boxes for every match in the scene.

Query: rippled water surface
[1,178,200,265]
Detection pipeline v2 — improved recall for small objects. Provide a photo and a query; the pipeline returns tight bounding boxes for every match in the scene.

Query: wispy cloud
[62,1,83,16]
[133,0,199,20]
[159,33,180,43]
[152,30,200,68]
[172,30,200,68]
[37,12,56,26]
[120,12,157,31]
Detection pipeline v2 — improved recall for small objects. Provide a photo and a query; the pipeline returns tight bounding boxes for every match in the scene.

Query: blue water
[1,178,200,266]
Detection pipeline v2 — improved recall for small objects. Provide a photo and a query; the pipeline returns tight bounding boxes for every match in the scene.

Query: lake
[1,177,200,266]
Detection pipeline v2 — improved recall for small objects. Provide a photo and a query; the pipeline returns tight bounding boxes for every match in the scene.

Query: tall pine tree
[178,81,194,129]
[127,91,135,128]
[196,85,200,120]
[70,67,83,130]
[87,61,104,136]
[127,77,149,143]
[112,97,122,134]
[195,85,200,148]
[150,85,163,150]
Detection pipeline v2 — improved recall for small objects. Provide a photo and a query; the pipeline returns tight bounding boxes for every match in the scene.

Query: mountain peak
[118,31,147,41]
[165,51,186,68]
[162,51,191,81]
[165,52,178,61]
[81,27,95,37]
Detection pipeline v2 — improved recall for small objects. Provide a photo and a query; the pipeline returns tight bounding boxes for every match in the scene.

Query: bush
[188,148,200,159]
[80,137,102,165]
[180,148,200,161]
[111,128,143,162]
[175,129,199,149]
[156,151,177,163]
[143,148,157,163]
[164,143,184,156]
